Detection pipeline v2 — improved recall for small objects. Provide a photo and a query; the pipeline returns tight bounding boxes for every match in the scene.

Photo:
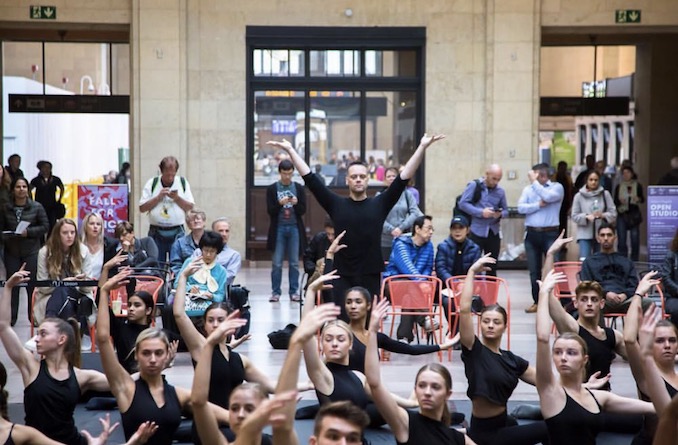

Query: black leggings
[468,412,549,445]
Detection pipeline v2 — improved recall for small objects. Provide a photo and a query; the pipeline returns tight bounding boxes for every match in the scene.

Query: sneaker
[290,294,301,302]
[269,294,281,303]
[423,316,440,332]
[525,303,538,313]
[81,335,92,352]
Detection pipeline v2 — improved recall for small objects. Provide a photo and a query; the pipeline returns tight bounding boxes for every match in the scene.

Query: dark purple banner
[647,186,678,264]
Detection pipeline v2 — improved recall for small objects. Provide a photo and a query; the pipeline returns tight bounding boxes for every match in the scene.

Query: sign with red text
[77,184,129,236]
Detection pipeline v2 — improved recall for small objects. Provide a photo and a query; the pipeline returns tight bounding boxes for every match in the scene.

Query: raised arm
[272,303,340,445]
[399,133,445,180]
[543,233,579,334]
[301,275,340,395]
[266,139,311,176]
[542,231,571,279]
[653,394,678,445]
[639,304,673,415]
[459,254,495,349]
[173,258,208,360]
[0,267,39,384]
[96,271,135,408]
[536,270,568,406]
[364,298,410,442]
[191,314,247,445]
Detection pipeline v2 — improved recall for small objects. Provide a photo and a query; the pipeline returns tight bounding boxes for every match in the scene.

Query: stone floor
[1,259,642,404]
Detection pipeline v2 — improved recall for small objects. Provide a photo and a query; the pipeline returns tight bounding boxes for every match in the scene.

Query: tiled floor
[2,260,642,404]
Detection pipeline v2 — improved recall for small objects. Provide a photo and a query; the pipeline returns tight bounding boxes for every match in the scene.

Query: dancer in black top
[623,277,678,445]
[0,268,110,445]
[544,233,626,389]
[190,318,274,445]
[267,133,445,318]
[365,300,473,444]
[96,272,233,445]
[301,274,418,427]
[536,269,655,445]
[457,254,548,445]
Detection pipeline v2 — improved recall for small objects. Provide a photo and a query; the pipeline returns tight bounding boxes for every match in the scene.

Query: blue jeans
[271,224,300,296]
[525,229,560,303]
[577,238,599,260]
[616,215,640,261]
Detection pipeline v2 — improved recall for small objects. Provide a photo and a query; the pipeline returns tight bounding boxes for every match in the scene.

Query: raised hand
[308,269,340,293]
[205,310,247,346]
[635,271,661,298]
[547,230,573,256]
[419,133,446,148]
[538,269,567,294]
[101,269,133,291]
[5,264,30,288]
[126,421,158,445]
[181,257,205,278]
[469,253,496,274]
[294,303,341,343]
[638,304,661,356]
[82,413,120,445]
[585,371,612,390]
[266,139,295,153]
[239,390,298,435]
[369,297,390,332]
[103,249,128,271]
[326,230,347,258]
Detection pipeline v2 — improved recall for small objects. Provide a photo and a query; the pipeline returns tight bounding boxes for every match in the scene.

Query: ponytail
[45,317,82,368]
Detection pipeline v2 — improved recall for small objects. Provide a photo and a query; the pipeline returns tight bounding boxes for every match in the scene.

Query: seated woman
[96,272,231,445]
[174,231,228,317]
[456,254,548,445]
[80,212,106,280]
[0,267,110,445]
[623,274,678,445]
[301,274,418,428]
[365,299,474,444]
[535,269,655,445]
[34,218,95,346]
[190,316,280,445]
[114,221,159,274]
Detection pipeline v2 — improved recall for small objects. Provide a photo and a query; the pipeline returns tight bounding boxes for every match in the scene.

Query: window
[247,26,425,188]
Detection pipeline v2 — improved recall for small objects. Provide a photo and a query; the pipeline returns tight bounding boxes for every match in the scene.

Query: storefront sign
[77,184,129,236]
[647,186,678,264]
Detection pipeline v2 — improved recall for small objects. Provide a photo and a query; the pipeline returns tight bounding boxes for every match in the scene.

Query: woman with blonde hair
[80,212,106,279]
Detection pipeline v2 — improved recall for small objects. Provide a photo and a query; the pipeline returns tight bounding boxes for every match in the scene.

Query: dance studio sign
[77,184,129,236]
[647,186,678,264]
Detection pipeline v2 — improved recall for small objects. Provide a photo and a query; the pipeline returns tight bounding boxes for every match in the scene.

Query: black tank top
[191,346,246,408]
[24,361,84,445]
[396,411,465,445]
[578,326,616,390]
[121,376,182,445]
[316,362,369,409]
[2,424,15,445]
[545,388,602,445]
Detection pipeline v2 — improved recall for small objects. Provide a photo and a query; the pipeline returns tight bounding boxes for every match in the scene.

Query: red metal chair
[445,275,511,359]
[551,261,582,333]
[380,274,444,361]
[108,275,165,326]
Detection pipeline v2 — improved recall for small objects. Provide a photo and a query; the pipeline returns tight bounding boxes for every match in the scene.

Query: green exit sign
[615,9,641,24]
[30,5,57,20]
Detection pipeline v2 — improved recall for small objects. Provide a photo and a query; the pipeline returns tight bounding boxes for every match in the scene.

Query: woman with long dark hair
[571,170,616,259]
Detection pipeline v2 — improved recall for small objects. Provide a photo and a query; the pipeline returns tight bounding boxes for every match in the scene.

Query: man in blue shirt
[458,164,508,276]
[518,163,564,313]
[383,215,435,342]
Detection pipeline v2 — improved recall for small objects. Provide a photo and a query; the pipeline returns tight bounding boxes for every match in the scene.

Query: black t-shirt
[578,325,616,390]
[303,172,406,276]
[396,411,465,445]
[461,336,529,405]
[30,175,63,208]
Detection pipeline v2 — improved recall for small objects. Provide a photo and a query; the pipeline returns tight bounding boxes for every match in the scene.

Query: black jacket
[303,231,332,275]
[580,251,639,298]
[661,250,678,298]
[266,181,307,253]
[0,198,49,257]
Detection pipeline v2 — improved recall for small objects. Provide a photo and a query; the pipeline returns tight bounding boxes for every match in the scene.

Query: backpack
[454,179,482,224]
[151,176,187,193]
[228,284,251,339]
[268,323,297,350]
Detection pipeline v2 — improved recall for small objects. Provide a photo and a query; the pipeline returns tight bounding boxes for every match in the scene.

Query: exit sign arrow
[616,9,641,24]
[29,5,57,20]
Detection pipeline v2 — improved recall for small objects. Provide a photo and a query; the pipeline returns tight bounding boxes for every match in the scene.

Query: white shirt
[139,175,195,226]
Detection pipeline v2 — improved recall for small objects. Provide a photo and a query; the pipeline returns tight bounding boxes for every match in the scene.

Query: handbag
[184,292,212,316]
[623,204,643,228]
[55,202,66,219]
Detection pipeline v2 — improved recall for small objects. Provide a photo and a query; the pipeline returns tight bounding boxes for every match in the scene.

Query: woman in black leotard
[457,255,547,445]
[364,299,473,444]
[302,273,418,427]
[96,271,232,445]
[536,270,655,445]
[0,268,110,445]
[623,279,678,445]
[191,319,276,445]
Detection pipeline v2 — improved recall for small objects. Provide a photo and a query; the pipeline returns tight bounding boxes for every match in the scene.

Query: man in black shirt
[267,133,444,319]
